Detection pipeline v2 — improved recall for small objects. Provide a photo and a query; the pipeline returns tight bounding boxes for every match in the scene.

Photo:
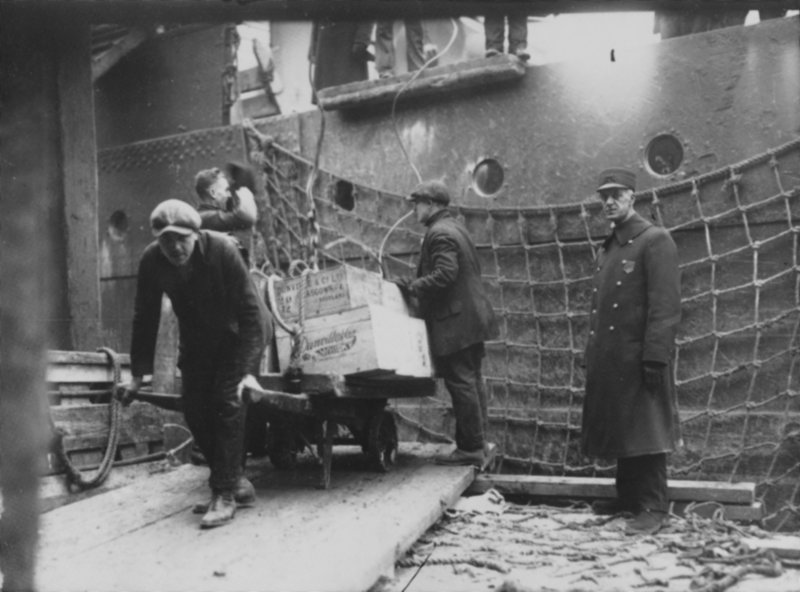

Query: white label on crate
[301,326,359,360]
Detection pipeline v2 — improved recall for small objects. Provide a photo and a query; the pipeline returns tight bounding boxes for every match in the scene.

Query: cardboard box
[276,304,433,378]
[272,265,408,323]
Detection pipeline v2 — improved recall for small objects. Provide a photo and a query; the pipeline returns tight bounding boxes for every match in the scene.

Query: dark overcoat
[411,210,499,357]
[582,212,682,460]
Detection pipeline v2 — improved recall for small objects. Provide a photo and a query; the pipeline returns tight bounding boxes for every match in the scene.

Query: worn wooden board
[469,474,756,504]
[35,443,473,592]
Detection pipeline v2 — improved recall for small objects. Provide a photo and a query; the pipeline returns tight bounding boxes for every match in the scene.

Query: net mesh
[253,137,800,530]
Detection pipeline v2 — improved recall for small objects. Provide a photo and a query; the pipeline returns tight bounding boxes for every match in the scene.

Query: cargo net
[255,138,800,530]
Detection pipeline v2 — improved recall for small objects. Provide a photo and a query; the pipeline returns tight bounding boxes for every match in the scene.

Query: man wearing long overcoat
[397,180,499,467]
[582,168,681,535]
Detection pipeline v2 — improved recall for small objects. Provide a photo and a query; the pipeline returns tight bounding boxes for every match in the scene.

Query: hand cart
[247,371,437,489]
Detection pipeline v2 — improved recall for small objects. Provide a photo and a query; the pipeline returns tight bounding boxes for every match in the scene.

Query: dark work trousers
[616,453,668,513]
[181,357,247,494]
[436,343,488,453]
[484,14,528,53]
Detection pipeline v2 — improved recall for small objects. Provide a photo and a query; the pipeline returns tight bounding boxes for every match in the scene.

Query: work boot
[193,477,255,514]
[591,498,637,516]
[485,48,501,58]
[435,448,485,468]
[513,47,531,61]
[625,509,666,536]
[200,492,236,529]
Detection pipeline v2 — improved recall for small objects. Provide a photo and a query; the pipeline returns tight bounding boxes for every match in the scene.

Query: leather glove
[642,362,666,391]
[226,161,257,193]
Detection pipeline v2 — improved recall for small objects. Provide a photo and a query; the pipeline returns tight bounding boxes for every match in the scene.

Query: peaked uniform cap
[597,168,636,192]
[150,199,202,237]
[407,180,451,205]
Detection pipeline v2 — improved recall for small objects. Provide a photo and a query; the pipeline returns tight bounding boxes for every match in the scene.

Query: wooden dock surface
[35,443,472,592]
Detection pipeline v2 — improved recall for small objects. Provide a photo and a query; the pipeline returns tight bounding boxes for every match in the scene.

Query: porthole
[472,158,504,197]
[645,134,684,176]
[108,210,128,241]
[333,180,355,211]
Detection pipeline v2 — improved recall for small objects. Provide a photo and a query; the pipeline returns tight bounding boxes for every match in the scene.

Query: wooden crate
[276,304,433,378]
[272,265,408,323]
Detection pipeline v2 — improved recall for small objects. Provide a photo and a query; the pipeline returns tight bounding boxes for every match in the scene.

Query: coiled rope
[51,347,123,490]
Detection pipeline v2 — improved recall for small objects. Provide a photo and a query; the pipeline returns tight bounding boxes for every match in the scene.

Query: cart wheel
[365,411,398,472]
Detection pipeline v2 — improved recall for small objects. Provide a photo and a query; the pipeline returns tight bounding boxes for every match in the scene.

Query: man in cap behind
[117,199,270,529]
[582,168,681,535]
[397,180,499,467]
[194,163,258,266]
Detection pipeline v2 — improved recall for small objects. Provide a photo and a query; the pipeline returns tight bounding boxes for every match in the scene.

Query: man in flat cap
[118,199,270,529]
[582,168,682,535]
[397,180,499,467]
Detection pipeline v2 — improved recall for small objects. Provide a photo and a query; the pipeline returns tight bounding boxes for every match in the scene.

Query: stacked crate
[271,265,433,378]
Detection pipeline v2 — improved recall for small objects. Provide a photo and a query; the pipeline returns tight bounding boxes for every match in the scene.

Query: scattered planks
[45,350,188,499]
[469,474,763,522]
[316,54,527,111]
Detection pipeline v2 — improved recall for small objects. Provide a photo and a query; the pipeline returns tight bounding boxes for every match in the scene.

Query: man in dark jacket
[582,168,681,535]
[398,180,499,467]
[118,199,270,529]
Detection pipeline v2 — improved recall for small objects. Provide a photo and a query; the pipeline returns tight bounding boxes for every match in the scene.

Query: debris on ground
[377,490,800,592]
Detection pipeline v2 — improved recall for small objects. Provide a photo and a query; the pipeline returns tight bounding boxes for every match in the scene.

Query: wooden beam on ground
[671,501,764,523]
[316,54,526,111]
[469,475,756,504]
[35,443,473,592]
[742,535,800,559]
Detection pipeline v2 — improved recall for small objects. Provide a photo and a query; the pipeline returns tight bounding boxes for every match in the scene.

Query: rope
[51,347,123,490]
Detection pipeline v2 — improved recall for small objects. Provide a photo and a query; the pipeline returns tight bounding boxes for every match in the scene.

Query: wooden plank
[469,475,756,504]
[49,350,131,366]
[672,501,764,523]
[35,443,472,592]
[742,535,800,559]
[316,54,526,111]
[47,364,132,384]
[38,460,175,513]
[57,22,103,350]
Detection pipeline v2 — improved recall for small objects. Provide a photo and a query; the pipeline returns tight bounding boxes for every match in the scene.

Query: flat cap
[150,199,201,237]
[406,180,451,205]
[596,168,636,192]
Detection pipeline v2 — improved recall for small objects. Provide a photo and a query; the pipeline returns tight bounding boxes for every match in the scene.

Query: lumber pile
[469,474,764,522]
[44,350,188,509]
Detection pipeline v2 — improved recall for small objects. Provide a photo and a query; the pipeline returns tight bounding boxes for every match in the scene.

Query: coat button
[616,281,622,286]
[609,326,615,331]
[612,303,618,309]
[593,288,598,293]
[590,330,595,336]
[592,309,597,314]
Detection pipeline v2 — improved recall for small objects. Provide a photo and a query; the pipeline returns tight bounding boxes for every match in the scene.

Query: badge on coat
[622,259,635,274]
